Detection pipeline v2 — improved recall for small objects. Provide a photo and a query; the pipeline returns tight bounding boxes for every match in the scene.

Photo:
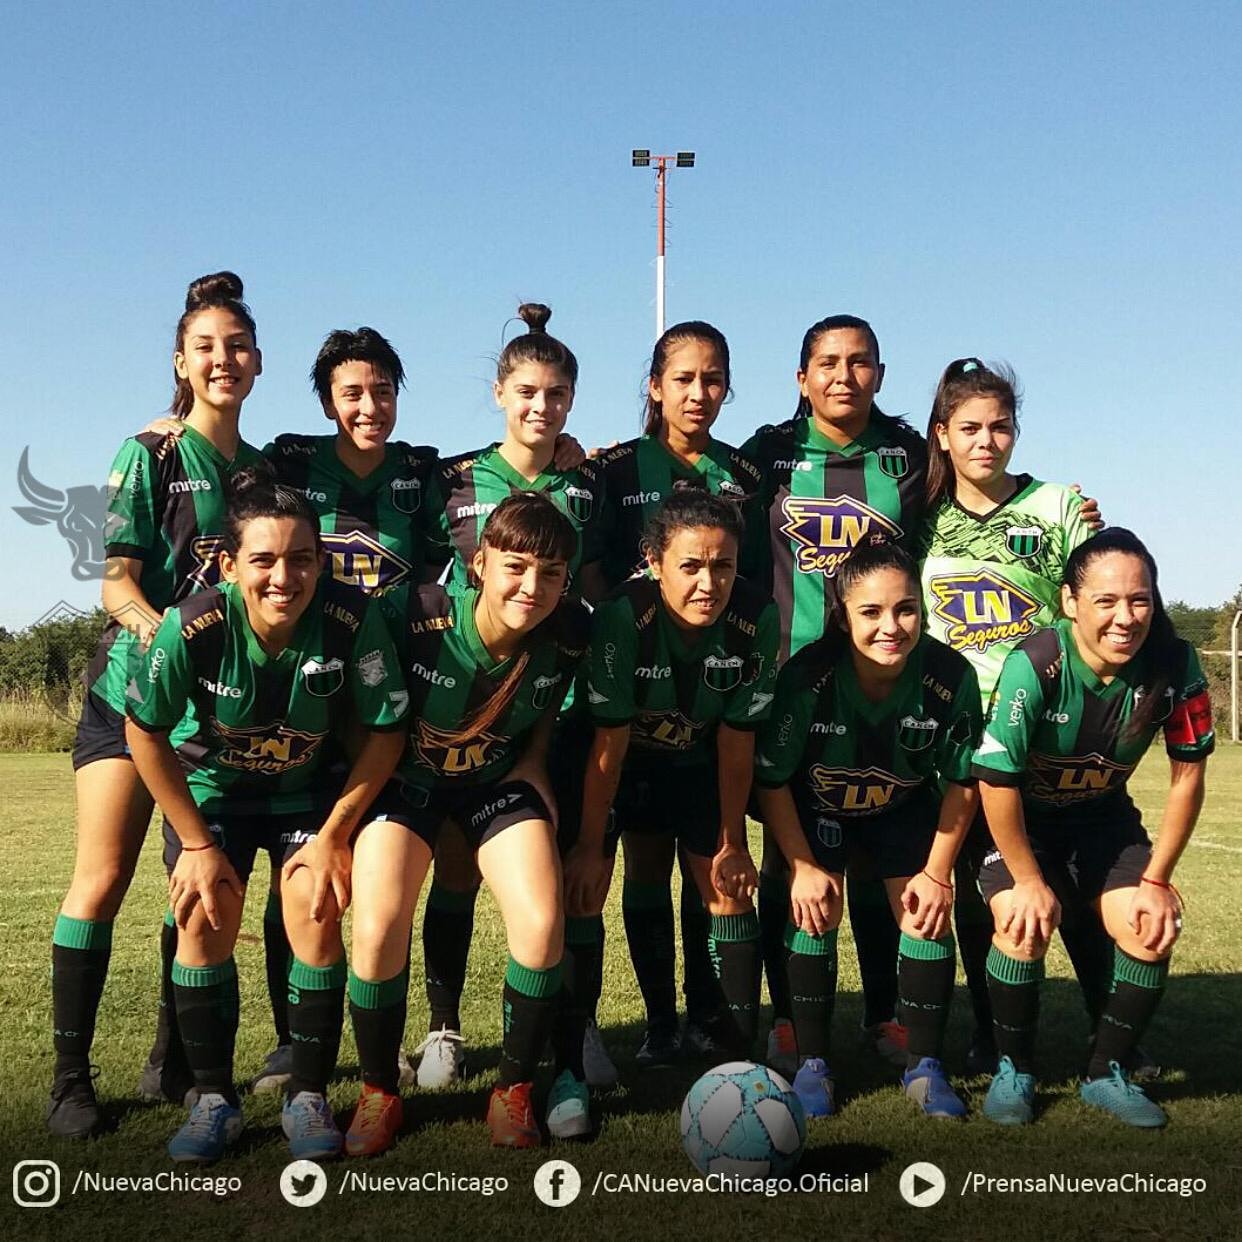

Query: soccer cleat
[766,1018,798,1077]
[46,1066,101,1139]
[982,1056,1036,1125]
[582,1019,619,1088]
[966,1030,999,1077]
[682,1018,728,1059]
[137,1055,198,1106]
[248,1044,293,1094]
[902,1056,968,1119]
[413,1026,465,1089]
[167,1093,243,1162]
[1080,1061,1167,1128]
[635,1024,680,1068]
[397,1046,417,1092]
[282,1091,344,1160]
[345,1084,403,1157]
[487,1082,541,1149]
[546,1069,591,1139]
[862,1019,909,1068]
[792,1057,835,1118]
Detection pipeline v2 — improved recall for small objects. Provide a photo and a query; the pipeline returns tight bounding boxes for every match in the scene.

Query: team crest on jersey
[877,446,909,479]
[719,479,746,499]
[356,649,389,688]
[1027,752,1133,805]
[1005,525,1043,559]
[780,496,901,577]
[807,765,922,815]
[898,715,938,752]
[563,484,594,524]
[187,535,227,590]
[929,571,1042,653]
[322,531,413,591]
[530,672,562,711]
[815,817,843,850]
[301,656,345,697]
[390,476,423,514]
[210,722,325,773]
[632,710,705,752]
[414,719,506,777]
[703,654,744,693]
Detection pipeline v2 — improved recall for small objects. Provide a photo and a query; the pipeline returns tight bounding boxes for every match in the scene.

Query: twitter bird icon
[280,1160,328,1207]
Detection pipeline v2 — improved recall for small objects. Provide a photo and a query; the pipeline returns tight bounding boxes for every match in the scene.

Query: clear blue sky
[2,0,1239,629]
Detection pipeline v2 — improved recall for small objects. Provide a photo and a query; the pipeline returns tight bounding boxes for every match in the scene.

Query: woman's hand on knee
[283,835,352,923]
[789,861,840,937]
[900,871,954,942]
[1127,882,1182,957]
[711,843,758,903]
[1001,878,1060,952]
[169,848,243,931]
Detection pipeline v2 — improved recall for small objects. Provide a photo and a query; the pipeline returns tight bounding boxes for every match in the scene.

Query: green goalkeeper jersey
[127,580,408,814]
[918,476,1092,710]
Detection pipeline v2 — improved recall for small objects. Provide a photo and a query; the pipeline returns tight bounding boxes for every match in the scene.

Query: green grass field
[3,749,1240,1240]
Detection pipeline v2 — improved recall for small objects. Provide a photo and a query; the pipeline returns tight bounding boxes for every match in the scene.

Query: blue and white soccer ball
[680,1061,807,1177]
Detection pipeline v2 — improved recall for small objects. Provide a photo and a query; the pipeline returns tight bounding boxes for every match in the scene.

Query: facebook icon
[533,1160,582,1207]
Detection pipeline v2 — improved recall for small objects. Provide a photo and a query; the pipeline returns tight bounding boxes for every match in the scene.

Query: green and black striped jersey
[588,576,779,767]
[595,434,763,587]
[741,413,927,662]
[755,634,982,817]
[381,583,590,791]
[973,619,1214,826]
[430,444,605,594]
[919,476,1092,710]
[127,580,407,814]
[89,427,267,712]
[263,434,441,595]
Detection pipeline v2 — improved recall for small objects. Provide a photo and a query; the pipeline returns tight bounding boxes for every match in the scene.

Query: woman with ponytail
[973,529,1212,1128]
[47,273,268,1139]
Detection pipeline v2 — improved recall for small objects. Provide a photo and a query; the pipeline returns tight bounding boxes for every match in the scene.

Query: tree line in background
[0,593,1239,752]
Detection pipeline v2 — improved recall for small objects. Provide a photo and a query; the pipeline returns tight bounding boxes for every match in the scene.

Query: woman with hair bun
[125,470,407,1161]
[47,273,268,1139]
[974,529,1212,1128]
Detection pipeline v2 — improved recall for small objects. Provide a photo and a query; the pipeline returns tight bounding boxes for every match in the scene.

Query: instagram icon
[13,1160,61,1208]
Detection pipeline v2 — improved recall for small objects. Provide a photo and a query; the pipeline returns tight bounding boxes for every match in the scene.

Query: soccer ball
[680,1061,806,1177]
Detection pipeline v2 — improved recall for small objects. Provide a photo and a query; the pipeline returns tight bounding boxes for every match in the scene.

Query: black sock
[785,924,837,1061]
[680,872,716,1025]
[263,891,292,1046]
[709,912,761,1056]
[553,918,602,1080]
[1060,906,1114,1026]
[622,879,677,1032]
[349,967,408,1094]
[953,855,994,1037]
[173,958,239,1104]
[145,909,192,1083]
[286,957,346,1097]
[1087,949,1168,1080]
[898,933,956,1064]
[51,914,112,1075]
[423,882,477,1032]
[499,959,561,1086]
[759,846,792,1020]
[986,945,1042,1074]
[847,868,899,1027]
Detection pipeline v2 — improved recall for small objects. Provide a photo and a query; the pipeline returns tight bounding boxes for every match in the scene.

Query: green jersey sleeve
[723,599,780,728]
[103,438,159,559]
[1059,487,1094,563]
[351,599,410,731]
[937,664,983,784]
[971,644,1048,784]
[754,656,817,788]
[1162,643,1215,760]
[125,609,195,731]
[588,595,638,725]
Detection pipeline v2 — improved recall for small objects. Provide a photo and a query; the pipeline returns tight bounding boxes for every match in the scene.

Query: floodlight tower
[631,149,695,339]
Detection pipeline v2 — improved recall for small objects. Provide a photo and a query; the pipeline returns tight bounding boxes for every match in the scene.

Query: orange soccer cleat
[345,1084,403,1157]
[486,1081,541,1149]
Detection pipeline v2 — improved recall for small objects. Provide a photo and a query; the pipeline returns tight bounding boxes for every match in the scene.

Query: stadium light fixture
[631,148,696,338]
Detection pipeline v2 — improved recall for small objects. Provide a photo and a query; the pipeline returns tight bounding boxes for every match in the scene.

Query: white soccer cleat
[582,1019,619,1088]
[413,1026,465,1089]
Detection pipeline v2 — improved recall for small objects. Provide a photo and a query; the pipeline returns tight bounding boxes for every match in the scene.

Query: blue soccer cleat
[1080,1061,1167,1128]
[982,1056,1036,1125]
[168,1092,243,1162]
[901,1056,967,1119]
[792,1057,835,1118]
[282,1090,344,1159]
[546,1069,591,1139]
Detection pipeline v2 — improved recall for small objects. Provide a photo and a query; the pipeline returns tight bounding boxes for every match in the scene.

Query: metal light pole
[632,149,695,339]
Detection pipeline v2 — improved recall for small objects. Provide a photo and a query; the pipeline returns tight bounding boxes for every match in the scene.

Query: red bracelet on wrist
[921,870,953,892]
[1140,874,1171,888]
[181,840,218,853]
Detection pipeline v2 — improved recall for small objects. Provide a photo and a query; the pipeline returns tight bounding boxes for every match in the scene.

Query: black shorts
[614,761,720,859]
[72,691,131,770]
[550,722,620,859]
[799,788,939,881]
[162,806,326,885]
[366,777,551,852]
[977,813,1152,908]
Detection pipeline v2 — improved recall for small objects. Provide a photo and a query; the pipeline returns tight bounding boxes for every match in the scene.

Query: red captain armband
[1164,690,1213,749]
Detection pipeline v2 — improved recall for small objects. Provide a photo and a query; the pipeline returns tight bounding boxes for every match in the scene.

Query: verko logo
[532,1159,581,1207]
